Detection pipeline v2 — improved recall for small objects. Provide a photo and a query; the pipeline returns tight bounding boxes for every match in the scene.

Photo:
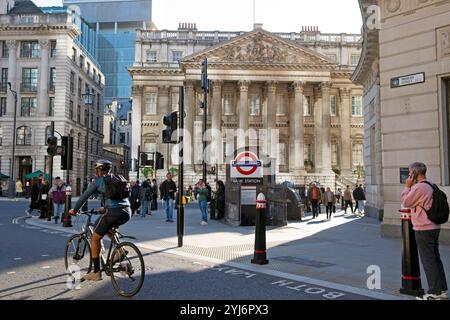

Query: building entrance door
[19,157,33,184]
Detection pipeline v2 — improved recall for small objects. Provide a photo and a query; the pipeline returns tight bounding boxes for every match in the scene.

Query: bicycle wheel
[109,242,145,297]
[64,234,92,284]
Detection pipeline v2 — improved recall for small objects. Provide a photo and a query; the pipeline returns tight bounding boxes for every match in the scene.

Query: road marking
[41,254,50,257]
[42,266,51,269]
[14,258,22,261]
[7,272,16,275]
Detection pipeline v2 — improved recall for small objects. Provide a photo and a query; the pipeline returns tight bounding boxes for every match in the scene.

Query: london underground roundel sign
[231,151,263,179]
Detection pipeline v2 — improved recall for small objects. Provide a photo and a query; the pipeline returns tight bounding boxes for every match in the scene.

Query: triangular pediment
[182,29,336,67]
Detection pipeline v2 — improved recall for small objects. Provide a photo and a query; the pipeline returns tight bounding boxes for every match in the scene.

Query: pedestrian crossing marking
[42,266,51,269]
[13,258,22,261]
[7,272,16,275]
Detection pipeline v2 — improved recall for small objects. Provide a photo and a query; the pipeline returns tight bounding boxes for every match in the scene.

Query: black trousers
[311,200,319,218]
[344,200,354,213]
[326,202,333,219]
[415,229,448,295]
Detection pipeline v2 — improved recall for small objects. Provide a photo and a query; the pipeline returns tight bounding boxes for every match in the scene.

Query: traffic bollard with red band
[62,186,73,228]
[399,208,424,296]
[251,193,269,265]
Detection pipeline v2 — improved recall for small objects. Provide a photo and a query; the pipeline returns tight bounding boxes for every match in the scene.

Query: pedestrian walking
[25,180,30,199]
[151,179,158,211]
[130,181,141,216]
[49,177,66,224]
[15,179,23,199]
[215,181,226,220]
[308,183,322,219]
[139,180,153,218]
[354,184,366,215]
[324,187,336,220]
[160,173,176,222]
[26,177,41,216]
[343,185,354,214]
[335,188,341,209]
[39,179,51,221]
[195,179,209,225]
[401,162,448,300]
[353,186,359,214]
[319,187,325,214]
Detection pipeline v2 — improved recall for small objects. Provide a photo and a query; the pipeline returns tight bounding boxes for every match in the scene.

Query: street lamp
[82,91,94,181]
[7,82,18,199]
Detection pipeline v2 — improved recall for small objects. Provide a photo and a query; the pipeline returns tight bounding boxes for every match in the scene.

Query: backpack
[206,184,212,202]
[420,181,449,225]
[104,173,130,200]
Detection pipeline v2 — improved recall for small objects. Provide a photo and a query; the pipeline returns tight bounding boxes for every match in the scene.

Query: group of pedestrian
[129,178,158,218]
[306,183,366,220]
[25,175,68,224]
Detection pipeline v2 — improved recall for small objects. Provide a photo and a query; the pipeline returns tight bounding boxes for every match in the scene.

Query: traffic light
[61,136,73,170]
[156,152,164,170]
[140,152,148,167]
[47,136,58,156]
[162,111,178,144]
[201,58,209,92]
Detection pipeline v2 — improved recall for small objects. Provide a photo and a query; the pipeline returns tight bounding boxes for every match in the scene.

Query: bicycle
[64,209,145,297]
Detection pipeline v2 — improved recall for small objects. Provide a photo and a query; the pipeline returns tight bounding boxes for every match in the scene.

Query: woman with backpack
[50,177,66,224]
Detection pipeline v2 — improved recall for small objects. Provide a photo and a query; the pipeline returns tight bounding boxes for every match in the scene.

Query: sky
[32,0,363,34]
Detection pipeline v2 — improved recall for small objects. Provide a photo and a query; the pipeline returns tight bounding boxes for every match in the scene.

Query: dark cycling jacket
[73,176,130,211]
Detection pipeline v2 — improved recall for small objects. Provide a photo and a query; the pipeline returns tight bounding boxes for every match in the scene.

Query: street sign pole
[177,86,185,247]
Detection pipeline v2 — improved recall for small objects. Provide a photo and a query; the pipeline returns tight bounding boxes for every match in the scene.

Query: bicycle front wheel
[110,242,145,297]
[64,234,92,284]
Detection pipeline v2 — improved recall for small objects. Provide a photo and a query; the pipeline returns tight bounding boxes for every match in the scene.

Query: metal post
[85,109,89,181]
[48,121,55,221]
[252,193,269,265]
[177,86,185,247]
[137,145,140,181]
[7,83,18,199]
[66,132,70,185]
[202,82,208,184]
[153,151,157,179]
[399,209,424,296]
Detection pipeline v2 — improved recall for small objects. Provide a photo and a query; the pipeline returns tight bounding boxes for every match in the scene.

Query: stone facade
[0,9,104,196]
[353,0,450,242]
[129,25,364,188]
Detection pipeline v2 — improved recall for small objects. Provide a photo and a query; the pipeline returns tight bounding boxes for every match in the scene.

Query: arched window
[17,126,32,145]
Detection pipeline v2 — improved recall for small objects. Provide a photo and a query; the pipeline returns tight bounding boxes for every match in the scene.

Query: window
[223,94,235,115]
[77,105,81,123]
[1,41,8,58]
[0,97,6,117]
[278,143,287,166]
[276,94,287,116]
[97,94,101,112]
[69,101,74,120]
[120,120,127,126]
[50,40,56,57]
[86,62,90,75]
[22,68,38,91]
[79,55,84,69]
[84,110,88,127]
[77,133,81,149]
[332,143,338,166]
[48,97,54,116]
[249,94,260,116]
[90,110,94,128]
[171,92,179,111]
[96,116,100,132]
[70,72,75,94]
[20,41,39,58]
[98,75,102,85]
[90,138,94,154]
[78,78,82,97]
[326,54,337,62]
[93,69,97,80]
[72,47,77,62]
[304,96,312,116]
[49,67,56,90]
[17,126,32,145]
[1,68,7,88]
[145,93,157,115]
[330,95,337,116]
[146,50,157,62]
[351,54,360,65]
[171,51,183,62]
[21,97,36,117]
[96,140,99,155]
[352,143,364,168]
[352,96,363,116]
[144,142,156,153]
[304,144,313,163]
[120,132,126,144]
[0,127,2,146]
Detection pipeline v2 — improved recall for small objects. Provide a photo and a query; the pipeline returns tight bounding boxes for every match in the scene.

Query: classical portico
[129,28,364,186]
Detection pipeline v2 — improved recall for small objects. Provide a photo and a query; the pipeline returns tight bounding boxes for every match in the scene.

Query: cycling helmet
[95,159,112,173]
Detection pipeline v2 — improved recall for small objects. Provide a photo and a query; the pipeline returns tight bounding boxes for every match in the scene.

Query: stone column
[135,39,142,65]
[321,82,332,172]
[6,40,17,115]
[313,86,323,172]
[211,80,222,165]
[38,40,49,115]
[291,81,305,173]
[131,85,143,174]
[266,81,277,158]
[237,80,249,151]
[340,88,352,174]
[184,81,195,171]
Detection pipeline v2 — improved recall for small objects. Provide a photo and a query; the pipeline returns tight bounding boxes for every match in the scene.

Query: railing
[0,13,71,25]
[20,83,37,93]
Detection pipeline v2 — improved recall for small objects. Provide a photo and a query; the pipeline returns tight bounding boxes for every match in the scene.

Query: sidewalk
[26,202,450,300]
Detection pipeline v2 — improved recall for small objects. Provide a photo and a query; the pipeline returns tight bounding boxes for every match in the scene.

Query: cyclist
[69,159,131,281]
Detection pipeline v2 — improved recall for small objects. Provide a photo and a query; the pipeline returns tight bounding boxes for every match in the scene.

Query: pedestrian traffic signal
[61,136,73,170]
[47,136,58,156]
[201,58,209,92]
[162,111,178,144]
[140,152,148,166]
[156,152,164,170]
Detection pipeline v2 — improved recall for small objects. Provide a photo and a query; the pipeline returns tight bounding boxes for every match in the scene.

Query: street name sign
[390,72,425,88]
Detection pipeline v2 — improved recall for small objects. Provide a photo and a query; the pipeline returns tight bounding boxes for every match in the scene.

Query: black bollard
[62,185,73,228]
[399,209,424,296]
[252,193,269,265]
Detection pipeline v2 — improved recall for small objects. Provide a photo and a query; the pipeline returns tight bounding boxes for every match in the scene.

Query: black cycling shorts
[93,207,131,237]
